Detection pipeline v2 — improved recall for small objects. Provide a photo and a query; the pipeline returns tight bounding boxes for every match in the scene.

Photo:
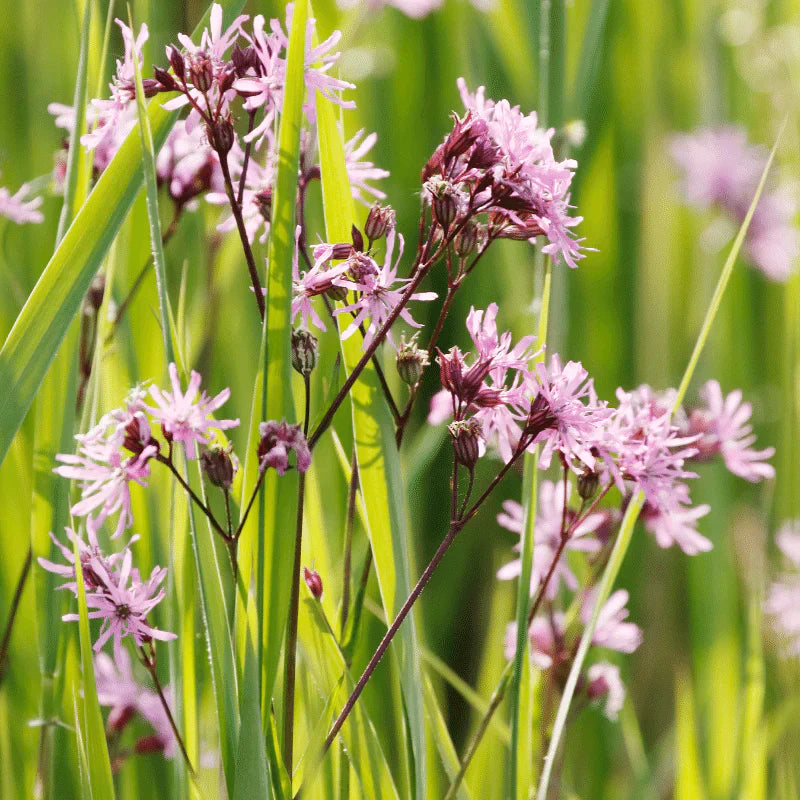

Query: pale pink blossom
[0,174,44,224]
[583,589,643,654]
[258,420,311,475]
[586,662,626,720]
[765,521,800,655]
[343,129,390,205]
[146,363,239,460]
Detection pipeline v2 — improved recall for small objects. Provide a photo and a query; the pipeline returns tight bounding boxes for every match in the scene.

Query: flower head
[0,173,44,224]
[258,420,311,475]
[146,363,239,460]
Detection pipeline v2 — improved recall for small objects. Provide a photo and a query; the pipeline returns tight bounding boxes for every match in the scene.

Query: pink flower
[333,227,437,348]
[146,363,239,460]
[641,494,712,555]
[55,433,156,539]
[156,120,223,207]
[523,356,611,472]
[65,549,176,666]
[583,589,643,654]
[292,233,352,331]
[0,173,44,224]
[586,662,626,720]
[343,129,390,205]
[258,420,311,475]
[95,649,146,731]
[455,78,587,268]
[765,521,800,656]
[687,380,775,482]
[496,480,603,599]
[670,126,799,282]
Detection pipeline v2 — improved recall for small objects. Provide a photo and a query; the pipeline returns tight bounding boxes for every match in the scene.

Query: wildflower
[37,524,137,595]
[670,125,799,281]
[765,521,800,655]
[364,203,396,243]
[156,120,223,207]
[64,549,176,665]
[135,685,178,758]
[0,173,44,224]
[586,662,626,720]
[146,363,239,460]
[496,480,604,599]
[333,227,437,348]
[303,567,323,599]
[522,356,611,472]
[55,426,156,539]
[258,420,311,475]
[200,445,238,489]
[343,129,390,204]
[95,649,146,731]
[583,589,643,653]
[292,234,352,331]
[687,380,775,482]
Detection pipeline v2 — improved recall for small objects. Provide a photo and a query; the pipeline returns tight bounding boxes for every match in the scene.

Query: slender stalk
[0,546,33,686]
[282,471,306,778]
[237,110,257,207]
[443,664,513,800]
[340,452,359,636]
[217,152,265,319]
[158,454,228,542]
[234,462,269,538]
[283,373,313,776]
[139,645,195,778]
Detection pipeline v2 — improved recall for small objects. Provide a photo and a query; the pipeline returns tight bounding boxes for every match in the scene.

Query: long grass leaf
[316,89,428,797]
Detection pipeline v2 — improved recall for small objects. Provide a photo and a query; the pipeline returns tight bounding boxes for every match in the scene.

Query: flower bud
[577,467,599,501]
[364,203,395,242]
[425,177,459,230]
[351,224,365,253]
[218,66,236,94]
[448,418,483,470]
[207,117,235,155]
[291,328,319,376]
[189,50,214,92]
[303,567,323,599]
[231,45,255,78]
[255,188,272,222]
[454,222,479,257]
[135,735,166,755]
[326,284,348,301]
[86,272,106,312]
[168,46,185,80]
[396,334,430,386]
[201,445,237,490]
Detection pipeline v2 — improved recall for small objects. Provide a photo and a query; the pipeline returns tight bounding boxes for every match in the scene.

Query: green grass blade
[73,535,115,799]
[536,117,787,800]
[571,0,612,121]
[257,0,308,708]
[0,0,246,468]
[316,90,428,797]
[234,580,272,800]
[675,671,708,800]
[130,12,175,366]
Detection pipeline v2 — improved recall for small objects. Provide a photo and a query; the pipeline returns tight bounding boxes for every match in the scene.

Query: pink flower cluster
[431,306,774,555]
[670,126,799,281]
[55,366,238,538]
[0,172,44,224]
[38,524,175,666]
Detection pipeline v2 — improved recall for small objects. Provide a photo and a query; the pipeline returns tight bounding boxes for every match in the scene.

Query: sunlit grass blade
[73,535,115,799]
[256,0,308,712]
[571,0,612,121]
[0,0,246,468]
[535,116,787,800]
[130,14,176,367]
[316,89,428,796]
[675,670,708,800]
[740,593,767,800]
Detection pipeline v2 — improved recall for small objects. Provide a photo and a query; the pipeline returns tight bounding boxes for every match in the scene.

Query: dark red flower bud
[351,224,365,253]
[364,203,395,242]
[448,418,483,469]
[168,46,185,80]
[218,66,236,94]
[153,66,178,92]
[201,445,237,490]
[135,735,166,754]
[189,50,213,92]
[454,222,479,257]
[207,117,235,155]
[303,567,323,599]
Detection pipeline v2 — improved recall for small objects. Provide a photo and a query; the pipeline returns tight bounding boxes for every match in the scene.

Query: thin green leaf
[257,0,309,710]
[73,534,115,799]
[316,91,427,797]
[675,671,708,800]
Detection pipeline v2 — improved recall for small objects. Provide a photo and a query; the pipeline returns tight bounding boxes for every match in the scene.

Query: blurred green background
[0,0,798,797]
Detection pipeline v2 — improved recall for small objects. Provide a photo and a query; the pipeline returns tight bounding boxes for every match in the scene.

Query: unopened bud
[351,224,364,253]
[255,188,272,222]
[425,177,459,230]
[135,735,166,755]
[201,445,237,490]
[218,67,236,94]
[291,328,319,376]
[396,334,429,386]
[207,117,235,155]
[454,222,479,257]
[364,203,395,242]
[448,418,483,470]
[86,273,106,311]
[168,46,185,80]
[577,467,599,501]
[189,50,214,92]
[303,567,323,599]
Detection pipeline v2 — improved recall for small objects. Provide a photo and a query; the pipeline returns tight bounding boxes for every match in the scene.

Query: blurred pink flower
[258,420,311,475]
[583,589,643,654]
[0,174,43,224]
[586,662,626,720]
[765,521,800,656]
